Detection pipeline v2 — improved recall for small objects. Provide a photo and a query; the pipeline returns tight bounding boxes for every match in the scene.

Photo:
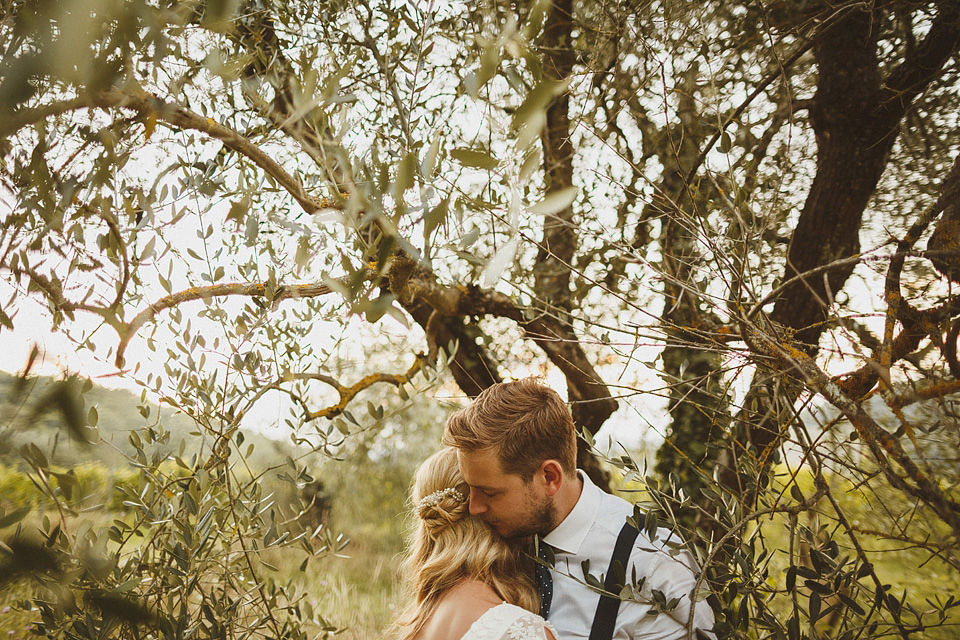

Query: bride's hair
[391,447,539,639]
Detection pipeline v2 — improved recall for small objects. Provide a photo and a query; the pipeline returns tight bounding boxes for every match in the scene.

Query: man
[443,378,715,640]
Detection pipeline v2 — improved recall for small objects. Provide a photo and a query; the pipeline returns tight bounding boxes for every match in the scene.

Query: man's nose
[468,490,487,515]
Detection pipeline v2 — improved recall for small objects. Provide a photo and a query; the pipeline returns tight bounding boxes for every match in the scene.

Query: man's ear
[540,460,564,496]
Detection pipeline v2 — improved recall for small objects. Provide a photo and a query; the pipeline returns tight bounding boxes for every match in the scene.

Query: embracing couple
[391,378,716,640]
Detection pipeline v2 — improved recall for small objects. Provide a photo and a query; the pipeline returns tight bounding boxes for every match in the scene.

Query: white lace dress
[460,603,556,640]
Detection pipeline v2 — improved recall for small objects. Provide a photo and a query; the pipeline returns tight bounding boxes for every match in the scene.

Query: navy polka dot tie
[535,537,554,618]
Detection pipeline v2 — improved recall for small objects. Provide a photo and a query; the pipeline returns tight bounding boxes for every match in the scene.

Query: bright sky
[0,289,111,380]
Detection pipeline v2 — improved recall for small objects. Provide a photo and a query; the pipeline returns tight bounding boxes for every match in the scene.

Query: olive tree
[3,0,960,637]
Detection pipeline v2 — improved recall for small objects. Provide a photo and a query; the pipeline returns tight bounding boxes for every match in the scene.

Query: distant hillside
[0,371,292,470]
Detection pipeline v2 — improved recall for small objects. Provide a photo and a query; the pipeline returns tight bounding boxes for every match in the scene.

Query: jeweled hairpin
[417,487,465,511]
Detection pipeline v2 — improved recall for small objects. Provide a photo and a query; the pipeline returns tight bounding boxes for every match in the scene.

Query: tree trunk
[654,67,730,520]
[728,0,960,488]
[772,1,960,348]
[537,0,618,488]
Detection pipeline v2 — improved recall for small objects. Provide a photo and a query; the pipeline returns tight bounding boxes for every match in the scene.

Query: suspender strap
[588,519,643,640]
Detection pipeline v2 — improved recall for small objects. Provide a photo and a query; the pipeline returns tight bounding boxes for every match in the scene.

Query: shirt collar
[542,470,600,554]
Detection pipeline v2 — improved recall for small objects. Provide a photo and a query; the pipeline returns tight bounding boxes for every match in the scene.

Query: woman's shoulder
[419,579,501,640]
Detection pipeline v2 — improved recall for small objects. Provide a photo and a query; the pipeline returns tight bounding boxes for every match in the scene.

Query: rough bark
[771,1,960,348]
[387,254,617,484]
[535,0,617,486]
[654,67,730,518]
[535,0,577,310]
[405,300,502,398]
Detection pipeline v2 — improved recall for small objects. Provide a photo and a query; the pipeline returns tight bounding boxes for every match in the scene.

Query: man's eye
[483,491,498,498]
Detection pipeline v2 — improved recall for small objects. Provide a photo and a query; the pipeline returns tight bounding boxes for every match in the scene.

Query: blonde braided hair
[390,448,539,639]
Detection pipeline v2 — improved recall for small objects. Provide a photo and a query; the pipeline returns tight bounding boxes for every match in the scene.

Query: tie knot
[535,538,555,564]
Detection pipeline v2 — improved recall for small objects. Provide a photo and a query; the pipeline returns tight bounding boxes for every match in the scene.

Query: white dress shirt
[542,472,715,640]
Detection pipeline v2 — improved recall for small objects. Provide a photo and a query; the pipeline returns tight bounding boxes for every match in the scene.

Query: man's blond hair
[443,378,577,481]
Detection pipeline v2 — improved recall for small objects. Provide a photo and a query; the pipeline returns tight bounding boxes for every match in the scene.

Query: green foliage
[601,440,960,640]
[0,373,349,638]
[0,332,447,638]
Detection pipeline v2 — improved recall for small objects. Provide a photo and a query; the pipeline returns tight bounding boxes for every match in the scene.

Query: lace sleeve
[461,603,557,640]
[502,610,556,640]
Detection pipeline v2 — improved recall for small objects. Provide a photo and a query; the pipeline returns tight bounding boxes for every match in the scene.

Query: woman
[391,447,557,640]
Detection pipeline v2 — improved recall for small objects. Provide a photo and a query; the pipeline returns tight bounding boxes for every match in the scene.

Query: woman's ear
[540,459,564,496]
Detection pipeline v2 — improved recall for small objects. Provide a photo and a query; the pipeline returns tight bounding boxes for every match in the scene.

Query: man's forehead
[457,446,498,465]
[457,447,507,479]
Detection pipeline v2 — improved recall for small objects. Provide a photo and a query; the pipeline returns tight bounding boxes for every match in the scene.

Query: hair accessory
[417,487,465,512]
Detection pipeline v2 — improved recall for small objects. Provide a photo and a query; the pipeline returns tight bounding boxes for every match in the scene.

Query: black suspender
[588,517,644,640]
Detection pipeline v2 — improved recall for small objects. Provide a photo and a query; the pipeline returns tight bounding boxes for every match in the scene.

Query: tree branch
[880,0,960,117]
[14,265,112,321]
[404,300,502,398]
[742,316,960,536]
[2,87,333,216]
[231,11,357,209]
[885,378,960,412]
[115,281,343,367]
[388,255,618,431]
[835,154,960,398]
[301,354,427,421]
[0,96,90,138]
[90,88,329,215]
[883,214,942,366]
[683,36,815,186]
[360,34,413,148]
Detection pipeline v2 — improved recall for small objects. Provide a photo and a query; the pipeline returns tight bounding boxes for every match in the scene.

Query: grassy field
[304,532,406,638]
